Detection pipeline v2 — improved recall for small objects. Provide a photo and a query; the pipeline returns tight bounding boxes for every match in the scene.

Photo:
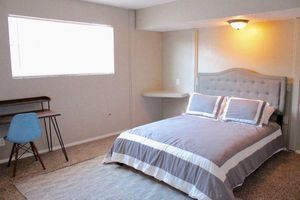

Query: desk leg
[49,117,53,152]
[43,118,51,152]
[50,116,69,161]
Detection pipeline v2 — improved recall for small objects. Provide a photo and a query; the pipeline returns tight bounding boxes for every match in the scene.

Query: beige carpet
[0,136,117,200]
[0,135,299,200]
[14,156,192,200]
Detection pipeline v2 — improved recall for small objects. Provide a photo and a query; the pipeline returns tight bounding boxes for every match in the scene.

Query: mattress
[104,115,284,200]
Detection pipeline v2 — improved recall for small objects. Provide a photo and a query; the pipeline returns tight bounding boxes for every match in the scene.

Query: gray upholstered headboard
[197,68,287,115]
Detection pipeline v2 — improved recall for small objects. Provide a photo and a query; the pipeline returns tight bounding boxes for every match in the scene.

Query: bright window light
[8,15,114,78]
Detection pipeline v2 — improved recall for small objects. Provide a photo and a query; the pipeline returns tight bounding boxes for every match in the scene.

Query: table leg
[49,117,53,152]
[43,118,51,152]
[50,116,69,161]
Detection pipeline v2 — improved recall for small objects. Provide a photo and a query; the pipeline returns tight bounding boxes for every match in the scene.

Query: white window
[8,15,114,78]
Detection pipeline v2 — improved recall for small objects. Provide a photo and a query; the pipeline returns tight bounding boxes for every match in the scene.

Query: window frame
[7,15,115,79]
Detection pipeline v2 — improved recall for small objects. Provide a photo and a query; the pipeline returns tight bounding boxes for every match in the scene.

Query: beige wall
[0,0,162,161]
[130,28,163,126]
[198,20,299,150]
[161,19,300,150]
[198,20,294,76]
[162,30,195,118]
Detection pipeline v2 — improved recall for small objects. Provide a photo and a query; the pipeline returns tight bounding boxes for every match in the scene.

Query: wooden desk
[0,97,69,161]
[0,110,60,124]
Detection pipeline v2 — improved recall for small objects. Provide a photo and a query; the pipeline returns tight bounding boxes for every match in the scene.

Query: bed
[104,69,287,200]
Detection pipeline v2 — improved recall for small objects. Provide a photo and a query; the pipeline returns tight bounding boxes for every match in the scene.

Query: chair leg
[30,142,46,170]
[30,142,38,161]
[7,143,16,167]
[13,145,19,177]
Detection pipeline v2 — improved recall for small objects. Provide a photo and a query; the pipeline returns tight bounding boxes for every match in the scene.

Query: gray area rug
[14,156,192,200]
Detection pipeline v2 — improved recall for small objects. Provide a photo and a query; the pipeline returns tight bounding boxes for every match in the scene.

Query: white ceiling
[82,0,176,9]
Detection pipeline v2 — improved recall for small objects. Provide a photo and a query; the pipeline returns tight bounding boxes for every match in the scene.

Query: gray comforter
[104,115,284,200]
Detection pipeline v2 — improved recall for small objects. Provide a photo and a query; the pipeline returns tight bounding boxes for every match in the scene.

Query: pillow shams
[186,93,225,118]
[222,97,267,125]
[261,104,275,125]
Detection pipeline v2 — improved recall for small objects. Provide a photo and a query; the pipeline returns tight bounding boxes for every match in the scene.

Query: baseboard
[295,150,300,154]
[0,131,121,164]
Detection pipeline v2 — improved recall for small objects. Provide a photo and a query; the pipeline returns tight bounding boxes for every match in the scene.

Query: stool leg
[13,145,19,177]
[30,142,38,161]
[8,143,16,167]
[30,142,46,170]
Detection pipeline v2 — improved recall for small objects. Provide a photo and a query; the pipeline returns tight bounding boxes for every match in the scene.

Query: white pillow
[186,93,225,119]
[261,104,275,125]
[222,97,267,126]
[222,96,275,126]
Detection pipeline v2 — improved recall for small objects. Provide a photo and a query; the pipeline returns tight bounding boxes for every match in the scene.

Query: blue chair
[5,113,46,177]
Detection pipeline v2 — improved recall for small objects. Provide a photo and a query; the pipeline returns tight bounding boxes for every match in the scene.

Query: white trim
[119,131,226,181]
[231,147,286,189]
[295,150,300,154]
[221,129,282,172]
[104,153,212,200]
[0,131,120,164]
[254,101,264,123]
[118,128,282,182]
[212,96,222,116]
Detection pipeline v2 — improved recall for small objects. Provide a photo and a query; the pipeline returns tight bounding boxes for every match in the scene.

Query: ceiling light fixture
[227,19,249,30]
